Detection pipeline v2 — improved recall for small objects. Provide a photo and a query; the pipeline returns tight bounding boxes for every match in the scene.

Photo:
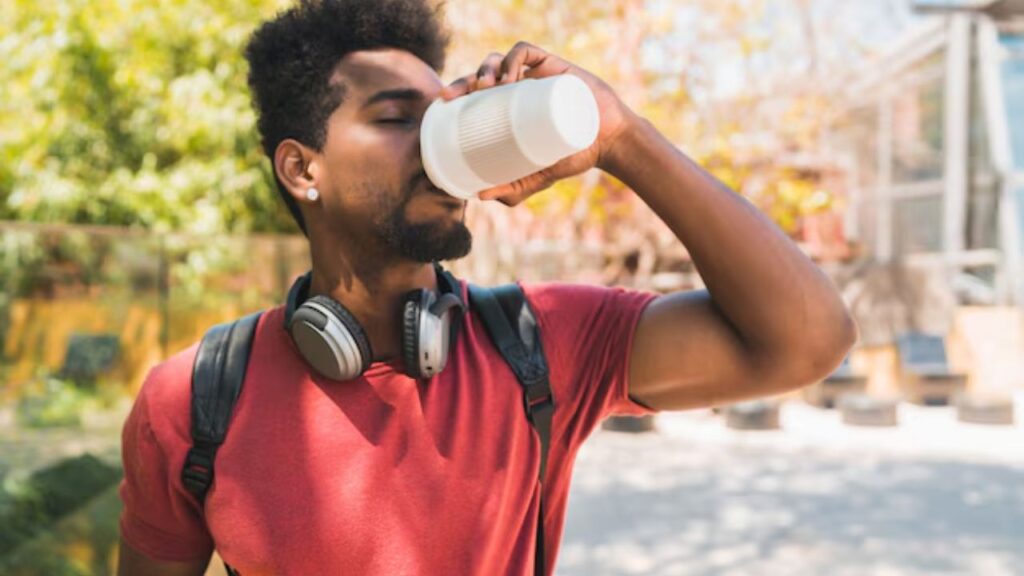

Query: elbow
[763,300,858,393]
[827,305,858,364]
[796,302,858,387]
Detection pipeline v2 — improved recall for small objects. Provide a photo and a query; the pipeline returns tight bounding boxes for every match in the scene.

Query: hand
[440,41,636,206]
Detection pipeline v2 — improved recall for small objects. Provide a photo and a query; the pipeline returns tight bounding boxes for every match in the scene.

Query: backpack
[180,283,553,576]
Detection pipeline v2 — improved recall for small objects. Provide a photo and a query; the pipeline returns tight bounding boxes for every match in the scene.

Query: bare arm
[443,42,856,410]
[117,538,211,576]
[601,116,856,410]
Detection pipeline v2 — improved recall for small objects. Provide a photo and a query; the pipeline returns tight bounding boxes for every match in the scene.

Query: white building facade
[830,0,1023,307]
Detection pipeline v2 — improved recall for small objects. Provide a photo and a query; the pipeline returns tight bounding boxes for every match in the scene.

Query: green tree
[0,0,296,235]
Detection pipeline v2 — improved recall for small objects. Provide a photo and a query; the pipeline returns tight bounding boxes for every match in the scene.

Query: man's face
[315,49,471,263]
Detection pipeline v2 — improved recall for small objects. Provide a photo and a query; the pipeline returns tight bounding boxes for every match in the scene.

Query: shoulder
[129,342,200,449]
[519,281,658,323]
[136,308,284,423]
[134,307,285,429]
[144,343,200,401]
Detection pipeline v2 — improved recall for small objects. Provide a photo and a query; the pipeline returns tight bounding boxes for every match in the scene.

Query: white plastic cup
[420,74,600,200]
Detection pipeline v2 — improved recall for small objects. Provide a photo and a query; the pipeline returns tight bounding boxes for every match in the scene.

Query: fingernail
[500,72,508,82]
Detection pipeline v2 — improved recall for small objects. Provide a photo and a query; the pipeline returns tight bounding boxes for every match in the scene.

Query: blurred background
[0,0,1022,574]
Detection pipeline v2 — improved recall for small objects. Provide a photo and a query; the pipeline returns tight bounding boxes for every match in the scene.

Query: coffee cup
[420,74,600,200]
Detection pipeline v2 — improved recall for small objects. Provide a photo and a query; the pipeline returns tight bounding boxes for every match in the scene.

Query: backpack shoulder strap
[468,283,552,576]
[181,311,263,504]
[468,283,552,476]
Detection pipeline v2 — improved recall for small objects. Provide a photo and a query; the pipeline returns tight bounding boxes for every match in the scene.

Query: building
[827,0,1023,308]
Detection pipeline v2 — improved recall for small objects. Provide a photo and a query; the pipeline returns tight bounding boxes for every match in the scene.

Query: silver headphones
[284,263,465,380]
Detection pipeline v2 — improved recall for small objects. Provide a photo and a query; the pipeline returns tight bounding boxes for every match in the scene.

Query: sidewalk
[560,402,1024,576]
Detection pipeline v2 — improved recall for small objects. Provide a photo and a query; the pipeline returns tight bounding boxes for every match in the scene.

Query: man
[117,0,856,574]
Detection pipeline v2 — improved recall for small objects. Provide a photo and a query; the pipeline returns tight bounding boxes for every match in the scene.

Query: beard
[372,175,473,263]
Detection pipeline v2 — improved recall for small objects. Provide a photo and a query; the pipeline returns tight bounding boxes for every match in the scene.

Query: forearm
[601,114,855,369]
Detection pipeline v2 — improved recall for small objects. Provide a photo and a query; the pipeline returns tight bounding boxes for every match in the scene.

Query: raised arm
[604,117,856,410]
[442,41,856,411]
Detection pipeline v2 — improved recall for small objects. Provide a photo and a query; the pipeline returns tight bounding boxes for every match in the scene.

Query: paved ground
[4,400,1023,575]
[559,401,1024,576]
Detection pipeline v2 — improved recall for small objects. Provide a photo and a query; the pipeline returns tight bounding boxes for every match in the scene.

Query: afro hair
[245,0,450,233]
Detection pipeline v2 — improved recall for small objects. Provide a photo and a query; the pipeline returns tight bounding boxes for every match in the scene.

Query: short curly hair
[245,0,450,234]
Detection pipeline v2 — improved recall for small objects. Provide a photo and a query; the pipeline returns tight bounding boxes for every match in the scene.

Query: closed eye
[377,118,413,125]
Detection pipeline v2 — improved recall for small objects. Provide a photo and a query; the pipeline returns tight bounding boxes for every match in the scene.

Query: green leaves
[0,0,297,235]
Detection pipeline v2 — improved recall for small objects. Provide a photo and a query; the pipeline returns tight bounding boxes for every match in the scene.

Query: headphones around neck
[284,263,465,381]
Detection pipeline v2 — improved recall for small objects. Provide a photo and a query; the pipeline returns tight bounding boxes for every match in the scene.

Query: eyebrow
[362,88,426,108]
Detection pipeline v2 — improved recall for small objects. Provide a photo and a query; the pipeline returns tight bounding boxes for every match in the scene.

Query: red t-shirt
[119,281,658,575]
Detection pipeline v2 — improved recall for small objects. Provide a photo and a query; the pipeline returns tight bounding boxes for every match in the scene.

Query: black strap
[183,312,261,576]
[182,311,262,503]
[469,283,552,576]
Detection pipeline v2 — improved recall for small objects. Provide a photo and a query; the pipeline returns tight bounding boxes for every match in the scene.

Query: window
[892,52,946,183]
[999,32,1024,171]
[856,197,878,256]
[966,185,1000,250]
[1016,182,1024,262]
[842,106,881,189]
[967,36,999,250]
[894,195,944,254]
[830,105,881,253]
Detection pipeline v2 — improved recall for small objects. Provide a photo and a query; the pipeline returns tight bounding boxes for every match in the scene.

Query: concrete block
[601,414,656,433]
[838,393,899,427]
[725,399,781,430]
[955,392,1015,425]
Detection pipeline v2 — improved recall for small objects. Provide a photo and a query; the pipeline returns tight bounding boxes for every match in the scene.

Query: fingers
[440,77,470,101]
[441,52,503,101]
[478,170,553,206]
[475,52,504,90]
[499,41,570,84]
[442,42,571,102]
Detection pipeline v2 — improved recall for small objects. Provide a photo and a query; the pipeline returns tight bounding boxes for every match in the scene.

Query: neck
[306,244,439,363]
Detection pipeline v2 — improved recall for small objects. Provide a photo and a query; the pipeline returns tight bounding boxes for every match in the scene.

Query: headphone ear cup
[290,295,373,380]
[401,290,425,378]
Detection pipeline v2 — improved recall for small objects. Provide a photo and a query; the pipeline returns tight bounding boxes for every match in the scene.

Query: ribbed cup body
[457,86,542,185]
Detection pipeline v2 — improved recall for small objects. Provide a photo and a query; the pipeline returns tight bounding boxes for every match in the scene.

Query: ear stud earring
[306,187,320,202]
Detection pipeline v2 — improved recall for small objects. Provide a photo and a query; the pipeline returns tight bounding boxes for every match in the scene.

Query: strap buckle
[182,445,216,497]
[522,378,552,416]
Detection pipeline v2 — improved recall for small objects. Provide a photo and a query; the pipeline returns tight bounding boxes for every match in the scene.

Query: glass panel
[969,36,994,180]
[893,195,944,254]
[1018,184,1024,258]
[834,106,880,189]
[856,198,878,257]
[892,80,945,182]
[966,180,1000,250]
[1000,33,1024,170]
[967,36,999,251]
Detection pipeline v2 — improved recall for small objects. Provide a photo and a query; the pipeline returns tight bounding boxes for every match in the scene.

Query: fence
[0,221,309,397]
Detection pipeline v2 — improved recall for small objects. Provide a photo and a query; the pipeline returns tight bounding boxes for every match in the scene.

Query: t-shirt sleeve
[523,282,659,439]
[118,362,215,562]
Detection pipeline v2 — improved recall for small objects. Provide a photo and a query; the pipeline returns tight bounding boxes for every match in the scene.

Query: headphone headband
[284,271,311,329]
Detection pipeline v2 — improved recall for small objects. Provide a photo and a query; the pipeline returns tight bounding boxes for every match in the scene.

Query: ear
[274,139,322,204]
